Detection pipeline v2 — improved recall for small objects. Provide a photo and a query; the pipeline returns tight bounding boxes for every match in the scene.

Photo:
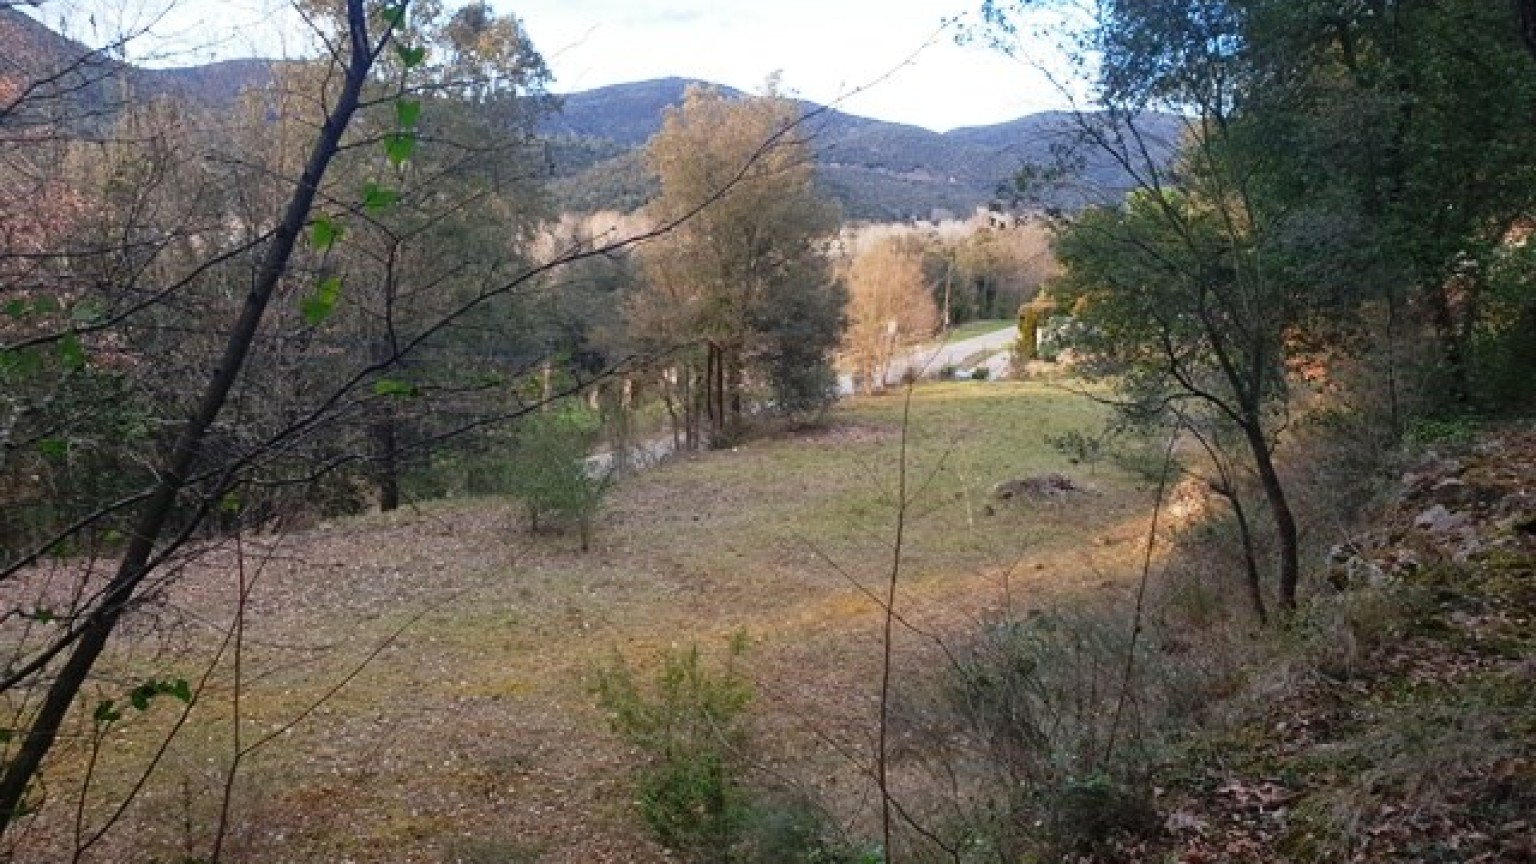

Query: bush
[594,637,753,862]
[1037,314,1091,362]
[1016,305,1041,362]
[1403,415,1480,450]
[1045,773,1158,857]
[735,788,880,864]
[594,638,871,863]
[505,407,611,551]
[921,610,1171,860]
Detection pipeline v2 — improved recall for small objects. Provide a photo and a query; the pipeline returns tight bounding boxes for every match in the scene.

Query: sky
[503,0,1066,132]
[31,0,1073,132]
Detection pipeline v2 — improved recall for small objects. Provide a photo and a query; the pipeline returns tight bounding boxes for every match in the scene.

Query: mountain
[0,7,129,133]
[2,9,1176,221]
[136,58,275,112]
[543,78,1181,220]
[1,7,272,129]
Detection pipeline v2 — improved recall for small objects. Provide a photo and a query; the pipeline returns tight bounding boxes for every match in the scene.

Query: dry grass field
[10,381,1162,863]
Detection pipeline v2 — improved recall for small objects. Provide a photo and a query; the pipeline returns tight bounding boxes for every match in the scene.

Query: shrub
[1016,305,1041,362]
[505,407,611,551]
[594,637,753,862]
[1037,314,1091,362]
[1046,773,1158,857]
[735,788,880,864]
[925,610,1170,860]
[1403,415,1480,450]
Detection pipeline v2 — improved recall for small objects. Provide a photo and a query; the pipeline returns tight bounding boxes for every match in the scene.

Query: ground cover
[9,382,1155,863]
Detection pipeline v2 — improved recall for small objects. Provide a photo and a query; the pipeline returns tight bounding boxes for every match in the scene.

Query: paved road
[839,324,1018,393]
[590,325,1021,473]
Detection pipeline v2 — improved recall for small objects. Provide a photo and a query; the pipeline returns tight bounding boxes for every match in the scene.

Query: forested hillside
[542,77,1180,219]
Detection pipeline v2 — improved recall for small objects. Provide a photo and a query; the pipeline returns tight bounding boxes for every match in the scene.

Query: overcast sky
[35,0,1071,132]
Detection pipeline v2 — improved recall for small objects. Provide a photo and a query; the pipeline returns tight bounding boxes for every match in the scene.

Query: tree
[629,84,843,443]
[0,0,398,831]
[0,2,649,846]
[983,0,1309,612]
[301,1,558,511]
[843,236,939,392]
[1053,180,1304,612]
[988,0,1536,613]
[1242,0,1536,412]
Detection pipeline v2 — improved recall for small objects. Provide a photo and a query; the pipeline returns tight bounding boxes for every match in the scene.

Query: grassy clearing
[17,382,1155,863]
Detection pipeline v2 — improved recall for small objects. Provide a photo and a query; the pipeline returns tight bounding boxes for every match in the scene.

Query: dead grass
[10,381,1158,863]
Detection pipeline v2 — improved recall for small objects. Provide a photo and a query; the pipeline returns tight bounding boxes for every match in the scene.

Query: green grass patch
[943,319,1014,342]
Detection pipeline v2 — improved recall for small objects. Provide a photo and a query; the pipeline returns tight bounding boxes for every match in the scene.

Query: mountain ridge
[2,10,1177,220]
[543,77,1179,220]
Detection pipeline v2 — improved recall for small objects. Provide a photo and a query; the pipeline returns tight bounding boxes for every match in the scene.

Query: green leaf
[69,299,107,325]
[301,276,344,327]
[32,295,61,315]
[395,98,421,129]
[219,492,242,514]
[36,438,68,459]
[379,3,406,27]
[394,43,426,69]
[25,606,54,624]
[130,687,150,712]
[299,296,328,327]
[93,700,121,725]
[0,347,43,378]
[384,133,416,167]
[4,298,28,317]
[362,182,400,212]
[310,215,343,250]
[169,679,193,704]
[58,333,85,370]
[373,377,417,397]
[319,276,342,302]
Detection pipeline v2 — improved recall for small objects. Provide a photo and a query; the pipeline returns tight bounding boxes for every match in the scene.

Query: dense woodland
[1,0,1534,861]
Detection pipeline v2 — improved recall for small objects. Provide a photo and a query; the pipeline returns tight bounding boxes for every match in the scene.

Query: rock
[1401,457,1463,501]
[1326,540,1389,589]
[1428,477,1474,508]
[1454,534,1486,563]
[990,472,1085,501]
[1414,504,1470,535]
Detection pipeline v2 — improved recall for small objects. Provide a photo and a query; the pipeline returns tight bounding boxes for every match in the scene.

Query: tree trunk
[704,342,719,441]
[1518,0,1536,60]
[372,412,400,512]
[1225,490,1269,627]
[727,350,743,428]
[1426,283,1471,404]
[1242,419,1300,613]
[0,1,381,834]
